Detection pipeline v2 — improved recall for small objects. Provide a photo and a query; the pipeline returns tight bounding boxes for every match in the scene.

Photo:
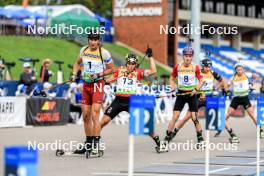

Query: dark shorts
[198,99,206,109]
[82,80,105,105]
[105,96,129,120]
[173,91,198,112]
[230,96,251,110]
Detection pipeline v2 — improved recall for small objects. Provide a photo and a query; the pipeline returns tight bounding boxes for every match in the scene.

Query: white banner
[0,97,26,128]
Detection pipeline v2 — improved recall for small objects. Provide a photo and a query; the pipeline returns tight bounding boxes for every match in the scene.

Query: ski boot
[195,131,205,149]
[153,136,168,153]
[260,128,264,139]
[73,142,90,155]
[214,130,222,137]
[164,128,178,143]
[229,130,239,143]
[88,136,104,158]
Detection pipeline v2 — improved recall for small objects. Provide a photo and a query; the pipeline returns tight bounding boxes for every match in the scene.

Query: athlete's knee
[83,113,91,124]
[101,116,111,128]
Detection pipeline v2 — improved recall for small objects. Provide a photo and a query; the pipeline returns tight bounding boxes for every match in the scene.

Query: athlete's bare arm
[252,73,259,85]
[72,57,82,75]
[143,56,156,77]
[102,62,114,77]
[169,75,176,91]
[196,77,204,91]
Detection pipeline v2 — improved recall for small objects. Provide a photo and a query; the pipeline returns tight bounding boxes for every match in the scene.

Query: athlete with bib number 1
[217,62,264,143]
[163,42,205,147]
[70,32,114,157]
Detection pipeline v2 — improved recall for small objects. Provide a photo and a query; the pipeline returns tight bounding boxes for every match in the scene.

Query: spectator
[0,60,4,80]
[40,58,53,82]
[19,62,37,95]
[260,78,264,93]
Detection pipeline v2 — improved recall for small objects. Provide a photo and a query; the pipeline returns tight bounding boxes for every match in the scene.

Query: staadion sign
[114,0,163,17]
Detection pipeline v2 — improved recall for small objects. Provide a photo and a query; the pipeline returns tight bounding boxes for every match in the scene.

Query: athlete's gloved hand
[190,88,198,96]
[222,89,230,96]
[145,47,153,57]
[123,71,129,77]
[199,94,206,101]
[171,89,177,97]
[70,74,77,82]
[249,83,255,91]
[91,73,100,80]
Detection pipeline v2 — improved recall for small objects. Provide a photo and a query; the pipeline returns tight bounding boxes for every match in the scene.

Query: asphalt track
[1,117,264,176]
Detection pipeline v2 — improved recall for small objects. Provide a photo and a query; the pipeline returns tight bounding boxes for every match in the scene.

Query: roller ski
[229,132,239,143]
[55,142,88,157]
[86,148,104,158]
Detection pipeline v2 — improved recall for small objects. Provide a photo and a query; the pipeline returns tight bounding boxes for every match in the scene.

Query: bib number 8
[184,76,189,82]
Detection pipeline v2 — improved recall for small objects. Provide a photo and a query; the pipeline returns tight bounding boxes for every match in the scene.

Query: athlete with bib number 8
[164,42,205,146]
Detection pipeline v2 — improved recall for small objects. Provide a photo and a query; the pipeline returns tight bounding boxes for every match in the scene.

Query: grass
[0,36,81,82]
[0,36,170,82]
[103,43,170,77]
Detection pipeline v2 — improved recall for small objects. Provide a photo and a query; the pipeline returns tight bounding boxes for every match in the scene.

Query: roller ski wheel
[85,150,90,159]
[55,149,65,156]
[88,149,104,158]
[229,136,239,143]
[194,142,205,150]
[155,146,169,153]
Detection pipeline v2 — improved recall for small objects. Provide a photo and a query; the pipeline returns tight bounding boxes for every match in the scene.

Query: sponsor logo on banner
[0,97,26,128]
[0,101,15,123]
[36,101,60,122]
[41,101,56,111]
[114,0,162,17]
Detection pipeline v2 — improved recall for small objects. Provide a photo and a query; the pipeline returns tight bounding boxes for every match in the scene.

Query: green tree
[0,0,112,19]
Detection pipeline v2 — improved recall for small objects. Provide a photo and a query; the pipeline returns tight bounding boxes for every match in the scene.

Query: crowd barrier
[0,92,263,128]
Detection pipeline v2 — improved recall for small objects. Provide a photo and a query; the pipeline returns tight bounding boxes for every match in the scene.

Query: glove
[171,89,177,97]
[199,94,206,101]
[190,88,198,96]
[123,71,129,77]
[91,73,100,80]
[70,74,77,82]
[249,83,254,90]
[145,47,153,57]
[222,89,230,96]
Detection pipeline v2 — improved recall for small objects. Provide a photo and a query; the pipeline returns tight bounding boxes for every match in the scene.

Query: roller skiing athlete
[220,62,264,143]
[163,42,205,149]
[70,32,114,158]
[169,58,228,148]
[100,49,167,153]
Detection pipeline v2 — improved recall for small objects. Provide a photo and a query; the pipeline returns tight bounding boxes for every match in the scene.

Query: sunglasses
[127,62,136,65]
